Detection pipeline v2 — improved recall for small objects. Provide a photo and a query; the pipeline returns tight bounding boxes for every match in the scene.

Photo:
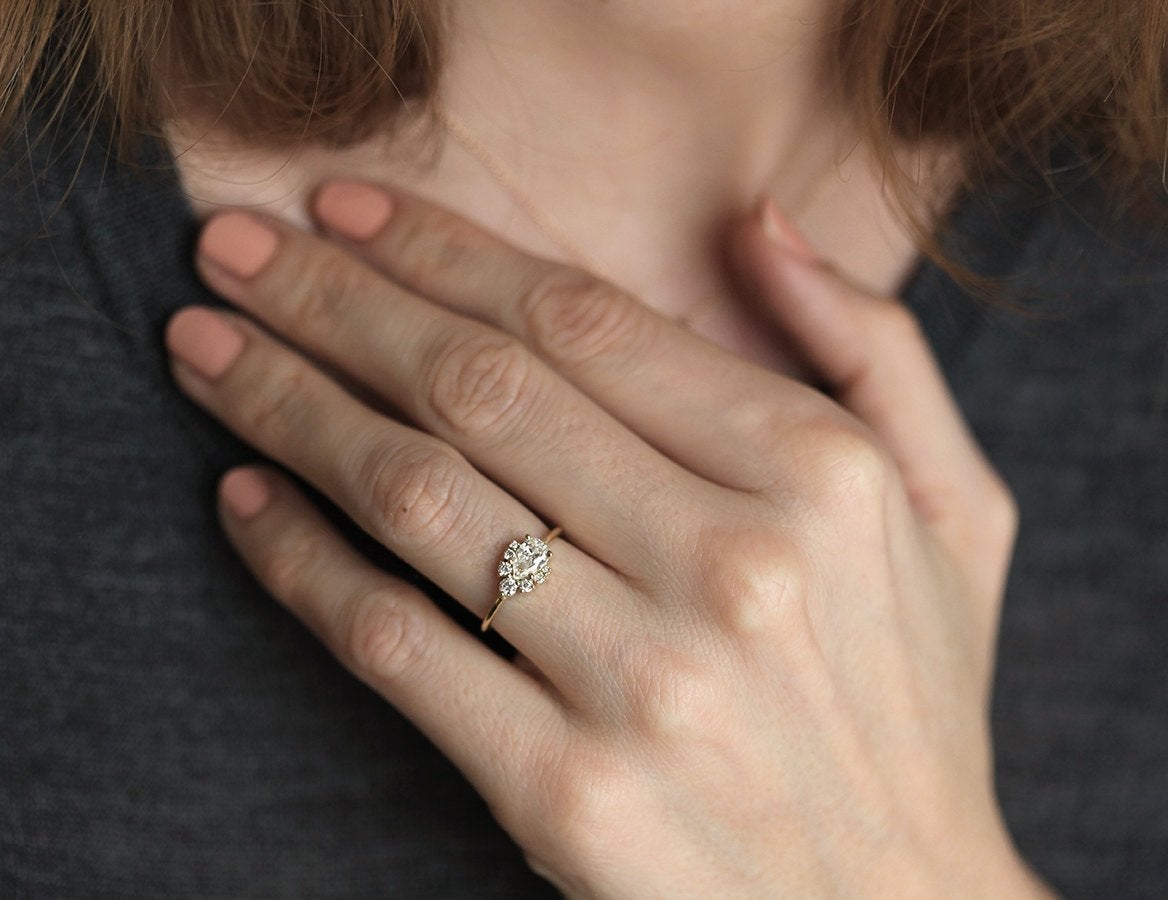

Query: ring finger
[194,211,703,579]
[165,306,637,692]
[216,465,567,822]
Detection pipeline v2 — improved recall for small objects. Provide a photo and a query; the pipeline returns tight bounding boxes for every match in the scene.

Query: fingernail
[220,468,271,520]
[166,307,245,380]
[314,181,393,241]
[200,212,279,279]
[759,198,819,263]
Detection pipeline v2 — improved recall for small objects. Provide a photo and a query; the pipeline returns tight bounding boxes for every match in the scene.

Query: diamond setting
[497,534,553,597]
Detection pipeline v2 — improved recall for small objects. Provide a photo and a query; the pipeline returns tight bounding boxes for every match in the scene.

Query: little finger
[215,465,563,823]
[165,307,634,687]
[194,211,698,578]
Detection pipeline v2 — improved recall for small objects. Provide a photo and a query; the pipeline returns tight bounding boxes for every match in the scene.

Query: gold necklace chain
[432,102,610,279]
[431,100,851,331]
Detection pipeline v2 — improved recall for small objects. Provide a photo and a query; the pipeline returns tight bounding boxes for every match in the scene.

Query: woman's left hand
[166,183,1046,897]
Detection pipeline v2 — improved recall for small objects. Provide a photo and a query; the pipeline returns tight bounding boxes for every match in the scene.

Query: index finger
[312,181,827,492]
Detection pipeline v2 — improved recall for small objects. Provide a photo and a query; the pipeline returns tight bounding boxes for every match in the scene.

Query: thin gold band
[481,526,563,633]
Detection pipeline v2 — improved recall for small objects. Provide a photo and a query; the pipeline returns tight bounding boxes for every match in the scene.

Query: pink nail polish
[200,212,279,279]
[220,468,271,520]
[314,181,393,241]
[759,198,819,263]
[166,307,245,380]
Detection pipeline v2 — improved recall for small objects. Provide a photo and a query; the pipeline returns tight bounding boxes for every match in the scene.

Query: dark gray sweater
[2,114,1166,897]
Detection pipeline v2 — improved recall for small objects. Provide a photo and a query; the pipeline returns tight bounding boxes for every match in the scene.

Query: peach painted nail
[200,212,279,279]
[759,198,819,263]
[166,308,245,380]
[315,181,393,241]
[220,468,271,520]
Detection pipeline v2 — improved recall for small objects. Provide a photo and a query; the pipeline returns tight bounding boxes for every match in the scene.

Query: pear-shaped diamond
[497,534,552,597]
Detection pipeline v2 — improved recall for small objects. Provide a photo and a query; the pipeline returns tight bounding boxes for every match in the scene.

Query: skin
[161,1,1052,894]
[170,0,932,371]
[164,186,1048,895]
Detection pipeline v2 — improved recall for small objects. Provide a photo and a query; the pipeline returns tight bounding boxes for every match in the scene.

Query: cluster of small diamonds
[497,534,552,597]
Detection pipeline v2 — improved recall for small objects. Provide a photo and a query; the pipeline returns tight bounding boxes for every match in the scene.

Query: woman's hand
[165,183,1046,897]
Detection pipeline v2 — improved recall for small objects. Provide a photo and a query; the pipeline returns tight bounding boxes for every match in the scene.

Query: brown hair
[838,0,1168,208]
[0,1,439,150]
[1,1,1165,212]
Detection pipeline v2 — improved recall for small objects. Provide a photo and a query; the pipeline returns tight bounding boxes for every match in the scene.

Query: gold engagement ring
[480,527,563,633]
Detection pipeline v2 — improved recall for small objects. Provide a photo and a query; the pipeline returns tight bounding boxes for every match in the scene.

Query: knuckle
[239,358,313,438]
[344,587,428,682]
[802,416,895,515]
[283,250,364,340]
[621,645,726,742]
[696,526,809,640]
[426,331,539,442]
[530,752,634,872]
[521,271,649,372]
[360,440,471,552]
[392,209,482,286]
[262,527,330,602]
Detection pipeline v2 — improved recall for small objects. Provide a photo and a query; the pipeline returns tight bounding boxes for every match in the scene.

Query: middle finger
[165,307,637,687]
[194,211,704,581]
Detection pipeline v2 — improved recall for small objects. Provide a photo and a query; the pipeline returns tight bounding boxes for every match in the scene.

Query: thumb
[730,200,1016,599]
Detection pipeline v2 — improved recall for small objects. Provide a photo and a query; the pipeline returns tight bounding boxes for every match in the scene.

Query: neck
[170,1,943,365]
[434,3,836,262]
[421,1,929,301]
[440,0,841,212]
